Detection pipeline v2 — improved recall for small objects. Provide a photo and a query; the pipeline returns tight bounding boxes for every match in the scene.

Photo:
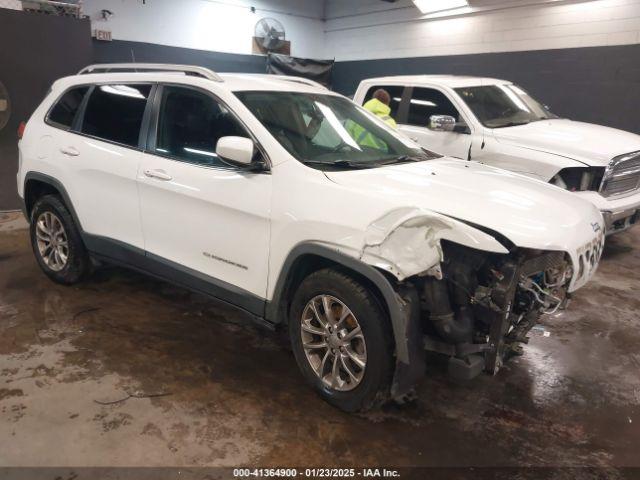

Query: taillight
[17,121,26,140]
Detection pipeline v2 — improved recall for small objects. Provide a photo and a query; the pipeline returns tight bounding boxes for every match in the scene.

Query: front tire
[289,268,394,412]
[30,194,90,285]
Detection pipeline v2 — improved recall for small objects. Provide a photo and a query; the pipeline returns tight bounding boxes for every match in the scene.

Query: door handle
[143,169,172,181]
[60,146,80,157]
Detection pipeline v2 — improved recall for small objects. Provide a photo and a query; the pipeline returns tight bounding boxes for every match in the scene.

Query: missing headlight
[550,167,605,192]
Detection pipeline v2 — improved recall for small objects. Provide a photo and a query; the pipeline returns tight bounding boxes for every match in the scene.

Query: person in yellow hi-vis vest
[347,89,397,150]
[363,89,397,129]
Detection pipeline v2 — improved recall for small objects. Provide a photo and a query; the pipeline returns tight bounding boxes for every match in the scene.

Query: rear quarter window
[80,84,152,147]
[47,86,89,129]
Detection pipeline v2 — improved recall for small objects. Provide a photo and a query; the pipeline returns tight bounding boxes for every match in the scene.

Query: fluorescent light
[410,99,436,107]
[184,147,217,157]
[100,85,146,99]
[413,0,468,14]
[393,97,437,107]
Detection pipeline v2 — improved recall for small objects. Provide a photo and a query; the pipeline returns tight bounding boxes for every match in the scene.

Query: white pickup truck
[354,76,640,234]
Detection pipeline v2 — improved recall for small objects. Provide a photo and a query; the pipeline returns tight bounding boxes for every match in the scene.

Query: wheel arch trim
[266,242,412,364]
[23,172,83,230]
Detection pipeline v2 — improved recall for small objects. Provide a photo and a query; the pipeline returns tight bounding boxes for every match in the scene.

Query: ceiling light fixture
[413,0,469,14]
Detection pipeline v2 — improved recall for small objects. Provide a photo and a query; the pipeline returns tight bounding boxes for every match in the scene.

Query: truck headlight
[550,167,605,192]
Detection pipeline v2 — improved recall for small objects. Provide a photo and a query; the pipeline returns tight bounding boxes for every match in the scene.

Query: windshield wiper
[303,155,429,169]
[302,159,378,169]
[376,155,429,165]
[493,121,531,128]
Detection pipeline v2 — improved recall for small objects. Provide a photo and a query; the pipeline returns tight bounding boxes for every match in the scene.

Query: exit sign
[94,30,112,41]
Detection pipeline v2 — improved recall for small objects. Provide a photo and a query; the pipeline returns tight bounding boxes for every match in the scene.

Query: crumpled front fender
[359,207,509,281]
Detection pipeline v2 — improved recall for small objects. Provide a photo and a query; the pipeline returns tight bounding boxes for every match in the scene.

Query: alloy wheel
[35,212,69,272]
[300,294,367,391]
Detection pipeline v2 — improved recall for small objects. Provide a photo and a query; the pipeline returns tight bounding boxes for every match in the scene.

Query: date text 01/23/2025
[233,468,401,478]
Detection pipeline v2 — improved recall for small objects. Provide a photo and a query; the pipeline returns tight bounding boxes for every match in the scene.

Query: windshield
[235,91,437,169]
[455,84,558,128]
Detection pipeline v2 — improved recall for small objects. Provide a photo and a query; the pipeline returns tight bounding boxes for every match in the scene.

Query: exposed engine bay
[413,241,575,379]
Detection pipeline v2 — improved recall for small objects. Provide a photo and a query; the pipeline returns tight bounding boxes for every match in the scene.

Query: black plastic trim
[23,172,84,228]
[397,86,411,124]
[138,83,158,150]
[71,84,94,132]
[84,234,266,318]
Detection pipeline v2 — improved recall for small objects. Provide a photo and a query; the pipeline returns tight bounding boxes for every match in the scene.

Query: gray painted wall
[0,9,93,210]
[93,40,267,74]
[332,44,640,135]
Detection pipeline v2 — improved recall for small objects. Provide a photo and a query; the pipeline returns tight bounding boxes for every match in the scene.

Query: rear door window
[80,84,152,147]
[407,87,462,127]
[47,86,89,129]
[363,85,405,120]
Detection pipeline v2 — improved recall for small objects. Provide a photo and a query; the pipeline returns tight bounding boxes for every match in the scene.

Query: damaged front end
[358,208,582,401]
[420,241,574,379]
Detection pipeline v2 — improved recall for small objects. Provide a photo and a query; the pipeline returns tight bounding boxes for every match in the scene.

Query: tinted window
[363,85,404,119]
[407,87,461,127]
[48,87,89,128]
[154,86,247,166]
[81,84,151,147]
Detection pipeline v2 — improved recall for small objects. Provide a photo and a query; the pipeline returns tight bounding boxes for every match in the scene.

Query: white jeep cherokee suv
[18,64,604,412]
[355,76,640,234]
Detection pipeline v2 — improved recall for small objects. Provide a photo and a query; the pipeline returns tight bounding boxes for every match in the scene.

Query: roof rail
[276,76,328,90]
[78,63,224,82]
[243,74,327,90]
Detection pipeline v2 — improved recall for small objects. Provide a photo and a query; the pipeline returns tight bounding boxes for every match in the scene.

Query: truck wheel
[30,194,90,285]
[289,268,394,412]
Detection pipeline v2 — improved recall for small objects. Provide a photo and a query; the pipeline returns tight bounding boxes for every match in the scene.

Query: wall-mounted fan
[254,17,286,52]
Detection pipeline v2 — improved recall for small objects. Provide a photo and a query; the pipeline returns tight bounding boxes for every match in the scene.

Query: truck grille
[600,151,640,197]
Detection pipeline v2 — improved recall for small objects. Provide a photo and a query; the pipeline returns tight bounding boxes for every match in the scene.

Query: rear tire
[30,194,90,285]
[289,268,394,412]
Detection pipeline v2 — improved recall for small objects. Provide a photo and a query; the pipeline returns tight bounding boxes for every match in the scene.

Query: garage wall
[83,0,326,59]
[0,9,93,210]
[93,39,267,73]
[325,0,640,61]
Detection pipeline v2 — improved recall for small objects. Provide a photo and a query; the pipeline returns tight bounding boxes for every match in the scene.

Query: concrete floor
[1,211,639,478]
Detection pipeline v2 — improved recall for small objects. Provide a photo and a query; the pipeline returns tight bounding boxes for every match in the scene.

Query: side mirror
[216,136,254,166]
[428,115,456,132]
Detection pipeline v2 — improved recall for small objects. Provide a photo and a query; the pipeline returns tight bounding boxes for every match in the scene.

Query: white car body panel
[492,119,640,167]
[137,151,272,298]
[354,76,640,234]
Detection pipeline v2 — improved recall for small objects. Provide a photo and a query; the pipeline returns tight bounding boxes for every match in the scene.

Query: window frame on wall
[146,83,270,171]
